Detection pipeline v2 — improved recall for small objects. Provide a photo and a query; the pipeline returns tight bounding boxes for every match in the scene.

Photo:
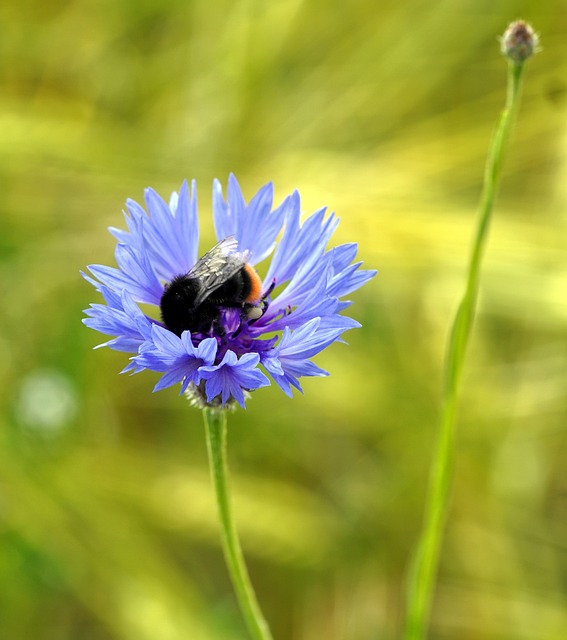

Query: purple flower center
[189,292,278,363]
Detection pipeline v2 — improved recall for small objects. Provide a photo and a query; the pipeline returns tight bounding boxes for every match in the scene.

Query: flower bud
[500,20,539,62]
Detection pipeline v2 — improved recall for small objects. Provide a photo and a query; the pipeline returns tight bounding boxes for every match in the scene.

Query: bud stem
[402,53,527,640]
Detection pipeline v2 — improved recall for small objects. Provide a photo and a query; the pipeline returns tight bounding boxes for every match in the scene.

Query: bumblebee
[159,237,263,337]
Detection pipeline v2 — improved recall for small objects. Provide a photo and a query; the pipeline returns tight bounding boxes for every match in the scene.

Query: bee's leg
[212,318,226,337]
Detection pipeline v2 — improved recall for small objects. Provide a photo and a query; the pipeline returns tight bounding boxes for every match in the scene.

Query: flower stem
[402,59,526,640]
[203,407,273,640]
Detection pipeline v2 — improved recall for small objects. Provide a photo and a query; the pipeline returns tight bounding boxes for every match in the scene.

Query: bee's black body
[159,238,262,337]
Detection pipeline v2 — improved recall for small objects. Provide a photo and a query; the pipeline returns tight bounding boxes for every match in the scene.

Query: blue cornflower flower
[83,175,376,408]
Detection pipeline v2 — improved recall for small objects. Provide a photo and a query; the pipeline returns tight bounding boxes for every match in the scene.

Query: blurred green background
[1,1,566,638]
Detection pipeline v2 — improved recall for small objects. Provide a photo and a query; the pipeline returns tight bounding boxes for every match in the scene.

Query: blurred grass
[1,0,566,638]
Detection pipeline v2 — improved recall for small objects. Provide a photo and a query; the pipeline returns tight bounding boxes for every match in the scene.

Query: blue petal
[259,257,335,328]
[264,203,338,287]
[144,188,190,275]
[153,367,191,392]
[175,180,199,272]
[82,287,153,353]
[87,238,164,305]
[95,337,144,353]
[110,182,199,283]
[262,354,284,377]
[150,324,186,356]
[261,320,337,396]
[328,262,377,298]
[330,243,358,273]
[274,319,344,358]
[212,179,232,241]
[316,314,361,332]
[200,350,270,408]
[145,183,199,278]
[134,327,217,387]
[212,174,287,266]
[263,228,337,315]
[236,181,287,265]
[268,371,304,398]
[87,263,156,305]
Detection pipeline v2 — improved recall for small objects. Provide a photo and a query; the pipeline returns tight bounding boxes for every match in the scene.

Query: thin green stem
[402,60,525,640]
[203,408,273,640]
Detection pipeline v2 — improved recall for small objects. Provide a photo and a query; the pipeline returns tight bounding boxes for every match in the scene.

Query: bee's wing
[189,237,248,306]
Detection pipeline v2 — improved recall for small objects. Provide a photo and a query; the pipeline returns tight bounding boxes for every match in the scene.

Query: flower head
[83,175,376,408]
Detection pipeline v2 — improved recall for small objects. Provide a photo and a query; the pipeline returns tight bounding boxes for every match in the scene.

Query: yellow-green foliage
[1,1,566,639]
